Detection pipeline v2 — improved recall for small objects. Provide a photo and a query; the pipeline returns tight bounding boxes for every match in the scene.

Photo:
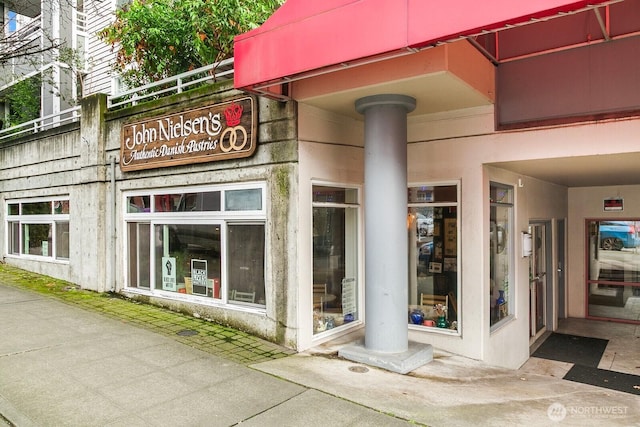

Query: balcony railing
[0,59,235,143]
[107,58,235,109]
[0,107,81,142]
[1,14,42,54]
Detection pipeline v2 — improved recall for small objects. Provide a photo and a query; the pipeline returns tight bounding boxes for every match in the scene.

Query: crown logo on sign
[224,103,243,126]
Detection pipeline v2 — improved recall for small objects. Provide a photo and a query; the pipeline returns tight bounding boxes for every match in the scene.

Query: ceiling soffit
[292,41,495,119]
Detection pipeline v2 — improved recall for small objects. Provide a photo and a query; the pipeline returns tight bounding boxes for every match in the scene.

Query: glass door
[529,224,547,339]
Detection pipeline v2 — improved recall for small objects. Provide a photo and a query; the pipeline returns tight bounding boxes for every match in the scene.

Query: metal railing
[0,59,235,142]
[0,107,81,142]
[1,15,42,55]
[107,58,235,109]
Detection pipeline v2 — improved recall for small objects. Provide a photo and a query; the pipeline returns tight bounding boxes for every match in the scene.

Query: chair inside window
[447,291,458,315]
[231,289,256,303]
[421,293,449,318]
[313,283,327,310]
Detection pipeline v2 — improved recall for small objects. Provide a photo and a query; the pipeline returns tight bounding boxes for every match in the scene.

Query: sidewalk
[0,265,639,426]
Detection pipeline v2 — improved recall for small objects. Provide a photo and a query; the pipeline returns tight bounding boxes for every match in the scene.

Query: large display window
[490,182,514,328]
[408,184,459,332]
[5,198,70,260]
[124,183,266,308]
[586,219,640,324]
[312,185,360,335]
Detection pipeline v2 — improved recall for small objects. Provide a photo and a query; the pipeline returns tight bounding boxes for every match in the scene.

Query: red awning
[234,0,609,94]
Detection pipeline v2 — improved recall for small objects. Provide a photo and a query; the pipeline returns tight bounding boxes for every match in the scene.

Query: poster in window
[444,257,457,272]
[342,278,357,316]
[429,262,442,273]
[162,256,177,291]
[444,218,457,256]
[191,259,208,295]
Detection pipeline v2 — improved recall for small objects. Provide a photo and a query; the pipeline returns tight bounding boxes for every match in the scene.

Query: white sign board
[162,256,177,291]
[341,278,356,316]
[191,259,208,296]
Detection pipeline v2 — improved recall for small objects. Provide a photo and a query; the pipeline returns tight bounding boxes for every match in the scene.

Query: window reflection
[154,224,222,298]
[312,185,359,335]
[408,204,459,331]
[587,220,640,323]
[22,201,51,215]
[23,223,52,256]
[124,185,267,309]
[490,182,513,328]
[227,224,265,305]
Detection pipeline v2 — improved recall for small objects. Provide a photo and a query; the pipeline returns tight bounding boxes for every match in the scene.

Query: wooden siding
[83,0,116,97]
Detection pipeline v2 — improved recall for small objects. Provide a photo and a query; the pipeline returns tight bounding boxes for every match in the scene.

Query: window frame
[408,181,461,336]
[5,196,70,262]
[311,182,363,339]
[123,183,267,312]
[489,181,515,331]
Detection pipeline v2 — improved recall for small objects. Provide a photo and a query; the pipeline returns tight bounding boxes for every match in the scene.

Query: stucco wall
[297,104,364,350]
[405,107,570,368]
[295,100,576,367]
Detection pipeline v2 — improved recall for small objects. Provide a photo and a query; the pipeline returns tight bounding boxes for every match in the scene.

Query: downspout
[111,156,117,292]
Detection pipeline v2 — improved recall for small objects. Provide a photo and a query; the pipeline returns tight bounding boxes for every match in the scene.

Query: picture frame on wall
[429,262,443,273]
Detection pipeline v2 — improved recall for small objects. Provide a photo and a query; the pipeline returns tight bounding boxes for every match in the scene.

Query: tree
[98,0,283,88]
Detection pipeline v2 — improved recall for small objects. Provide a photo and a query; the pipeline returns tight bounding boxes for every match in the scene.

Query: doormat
[531,333,608,367]
[564,364,640,395]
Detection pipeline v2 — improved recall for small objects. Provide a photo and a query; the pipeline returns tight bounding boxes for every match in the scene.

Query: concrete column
[358,94,414,352]
[339,94,432,374]
[73,94,109,292]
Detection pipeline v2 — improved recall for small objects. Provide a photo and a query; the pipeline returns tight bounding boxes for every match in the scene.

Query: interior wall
[567,184,640,318]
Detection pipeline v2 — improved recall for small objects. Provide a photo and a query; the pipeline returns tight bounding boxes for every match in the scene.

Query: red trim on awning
[234,0,605,92]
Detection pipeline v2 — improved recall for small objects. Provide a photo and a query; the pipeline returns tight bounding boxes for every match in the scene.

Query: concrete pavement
[0,266,639,426]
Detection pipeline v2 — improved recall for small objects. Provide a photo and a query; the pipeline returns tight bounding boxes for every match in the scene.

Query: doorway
[529,221,553,343]
[586,219,640,323]
[557,219,566,321]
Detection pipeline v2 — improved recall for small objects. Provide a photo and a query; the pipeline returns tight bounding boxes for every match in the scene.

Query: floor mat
[531,333,608,367]
[564,364,640,395]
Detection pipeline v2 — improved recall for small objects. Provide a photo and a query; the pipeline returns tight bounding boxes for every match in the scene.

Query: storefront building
[232,0,640,370]
[3,0,640,372]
